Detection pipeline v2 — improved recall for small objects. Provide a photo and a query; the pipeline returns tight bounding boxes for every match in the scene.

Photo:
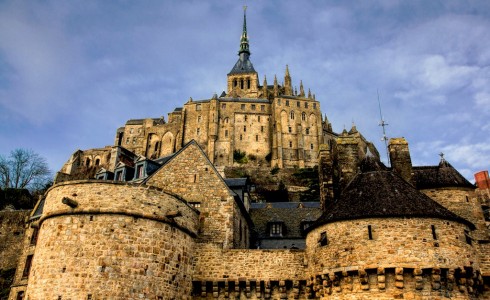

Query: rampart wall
[0,210,30,271]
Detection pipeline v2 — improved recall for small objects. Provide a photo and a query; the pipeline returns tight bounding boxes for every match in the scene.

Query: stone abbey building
[5,9,490,300]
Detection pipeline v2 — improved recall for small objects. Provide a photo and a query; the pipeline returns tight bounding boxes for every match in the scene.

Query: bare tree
[0,149,52,190]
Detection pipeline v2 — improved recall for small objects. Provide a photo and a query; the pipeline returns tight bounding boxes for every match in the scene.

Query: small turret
[284,65,292,96]
[273,75,279,96]
[299,80,305,97]
[262,75,268,98]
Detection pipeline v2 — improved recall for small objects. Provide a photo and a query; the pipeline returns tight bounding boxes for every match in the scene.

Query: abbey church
[3,9,490,300]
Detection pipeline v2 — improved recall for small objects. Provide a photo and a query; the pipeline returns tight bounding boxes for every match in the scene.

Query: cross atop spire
[239,6,250,56]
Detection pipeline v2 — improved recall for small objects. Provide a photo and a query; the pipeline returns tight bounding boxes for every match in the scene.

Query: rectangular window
[132,137,136,144]
[270,223,283,236]
[261,105,265,111]
[126,137,129,144]
[431,225,437,240]
[277,99,281,105]
[305,102,308,108]
[256,135,259,142]
[22,255,33,278]
[240,134,242,141]
[198,116,201,122]
[244,115,248,121]
[306,127,310,134]
[310,143,314,150]
[313,103,316,109]
[30,228,39,245]
[258,116,261,122]
[222,103,226,109]
[289,141,293,148]
[261,126,264,133]
[288,127,292,133]
[297,101,300,108]
[464,229,472,245]
[225,130,228,137]
[368,225,373,240]
[196,104,201,111]
[251,104,256,110]
[136,165,143,179]
[241,104,245,110]
[116,171,123,181]
[244,126,246,132]
[286,100,289,106]
[319,232,328,246]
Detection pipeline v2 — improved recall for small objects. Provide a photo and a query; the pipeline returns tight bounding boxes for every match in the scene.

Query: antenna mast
[377,90,390,166]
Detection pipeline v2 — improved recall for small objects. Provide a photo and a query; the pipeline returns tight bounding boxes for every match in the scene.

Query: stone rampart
[0,210,30,271]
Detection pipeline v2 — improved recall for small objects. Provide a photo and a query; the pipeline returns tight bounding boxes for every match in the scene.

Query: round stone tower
[24,180,199,300]
[305,156,483,299]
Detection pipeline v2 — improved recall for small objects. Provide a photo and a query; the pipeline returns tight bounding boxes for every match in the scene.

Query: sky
[0,0,489,182]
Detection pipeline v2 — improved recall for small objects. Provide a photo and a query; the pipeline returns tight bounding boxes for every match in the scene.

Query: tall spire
[239,6,250,57]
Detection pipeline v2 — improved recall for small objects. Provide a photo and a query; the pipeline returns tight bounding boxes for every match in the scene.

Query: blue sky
[0,0,489,181]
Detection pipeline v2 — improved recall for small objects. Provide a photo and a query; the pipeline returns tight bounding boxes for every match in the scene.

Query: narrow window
[30,228,39,245]
[305,127,310,134]
[116,171,123,181]
[243,126,246,132]
[256,135,259,142]
[16,291,25,300]
[305,102,308,108]
[270,223,283,236]
[222,103,226,109]
[233,79,237,87]
[431,225,437,240]
[313,103,316,109]
[247,79,251,89]
[85,158,90,167]
[225,117,229,123]
[239,134,242,141]
[87,295,92,300]
[258,116,261,122]
[241,104,245,110]
[138,128,141,133]
[22,255,33,278]
[310,143,314,150]
[261,126,264,133]
[193,174,198,183]
[464,229,472,245]
[225,130,228,137]
[95,159,100,166]
[368,225,373,240]
[290,111,295,119]
[198,115,201,122]
[297,101,300,108]
[319,231,328,246]
[277,99,281,105]
[136,165,143,179]
[289,141,293,148]
[244,115,248,121]
[286,100,290,106]
[132,137,136,144]
[261,105,265,111]
[465,196,469,202]
[126,137,130,144]
[251,104,256,110]
[302,112,306,121]
[130,128,134,134]
[288,127,292,133]
[240,79,244,89]
[154,141,159,152]
[197,128,200,135]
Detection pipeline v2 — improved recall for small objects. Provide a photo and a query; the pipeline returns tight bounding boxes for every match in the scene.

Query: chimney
[388,138,413,185]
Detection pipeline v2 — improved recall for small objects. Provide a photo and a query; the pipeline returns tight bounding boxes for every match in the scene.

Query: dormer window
[115,171,123,181]
[135,164,144,179]
[269,222,283,237]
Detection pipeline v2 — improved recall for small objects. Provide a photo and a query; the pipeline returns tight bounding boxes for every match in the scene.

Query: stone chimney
[388,138,413,185]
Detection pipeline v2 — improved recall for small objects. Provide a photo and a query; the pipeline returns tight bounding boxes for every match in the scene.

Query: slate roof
[228,56,256,75]
[250,202,322,239]
[412,160,475,189]
[311,156,475,230]
[224,178,248,188]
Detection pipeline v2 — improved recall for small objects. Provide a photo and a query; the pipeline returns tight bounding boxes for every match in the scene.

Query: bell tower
[227,6,259,98]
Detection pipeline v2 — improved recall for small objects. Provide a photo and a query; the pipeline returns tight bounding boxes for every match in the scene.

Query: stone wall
[22,180,198,300]
[0,210,30,271]
[422,188,488,240]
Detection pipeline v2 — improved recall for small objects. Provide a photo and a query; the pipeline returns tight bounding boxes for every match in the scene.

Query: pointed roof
[412,158,475,189]
[311,156,475,230]
[228,7,256,75]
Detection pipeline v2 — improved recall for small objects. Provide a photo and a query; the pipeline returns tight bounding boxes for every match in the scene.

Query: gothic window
[306,127,310,135]
[302,112,306,121]
[319,232,328,246]
[225,117,229,124]
[305,102,308,108]
[269,222,283,237]
[22,255,33,278]
[241,104,245,110]
[290,111,295,120]
[261,105,265,111]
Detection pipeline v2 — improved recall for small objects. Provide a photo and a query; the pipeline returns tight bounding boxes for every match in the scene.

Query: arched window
[95,158,100,166]
[302,112,306,121]
[85,158,91,167]
[240,79,244,89]
[247,79,251,89]
[290,111,295,120]
[233,79,237,87]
